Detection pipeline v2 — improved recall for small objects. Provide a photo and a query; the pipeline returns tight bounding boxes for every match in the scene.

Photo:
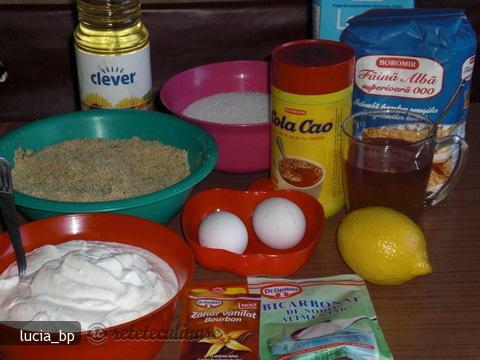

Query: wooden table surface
[1,104,480,359]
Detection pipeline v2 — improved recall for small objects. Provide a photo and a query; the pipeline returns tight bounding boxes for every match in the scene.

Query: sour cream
[0,240,178,330]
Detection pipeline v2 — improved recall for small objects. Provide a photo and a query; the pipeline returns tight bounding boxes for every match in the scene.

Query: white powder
[0,240,178,330]
[182,92,270,124]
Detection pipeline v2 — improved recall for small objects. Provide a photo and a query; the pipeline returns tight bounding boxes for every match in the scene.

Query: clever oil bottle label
[270,86,352,217]
[75,44,152,110]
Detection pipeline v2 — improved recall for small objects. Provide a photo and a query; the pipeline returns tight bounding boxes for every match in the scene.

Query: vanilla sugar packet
[248,275,393,360]
[179,284,261,360]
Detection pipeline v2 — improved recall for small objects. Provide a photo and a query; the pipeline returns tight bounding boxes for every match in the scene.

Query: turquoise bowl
[0,110,218,223]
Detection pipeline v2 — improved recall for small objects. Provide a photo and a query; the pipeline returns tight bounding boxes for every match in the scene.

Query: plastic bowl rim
[0,212,196,336]
[160,60,271,128]
[1,110,218,213]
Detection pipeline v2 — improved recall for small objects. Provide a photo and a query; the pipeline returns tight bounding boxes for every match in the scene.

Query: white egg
[252,197,306,250]
[198,211,248,254]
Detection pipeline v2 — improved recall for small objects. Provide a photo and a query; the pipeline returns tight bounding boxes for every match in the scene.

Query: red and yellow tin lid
[272,39,355,95]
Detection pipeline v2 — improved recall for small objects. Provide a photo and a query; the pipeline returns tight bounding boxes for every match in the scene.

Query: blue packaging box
[313,0,414,41]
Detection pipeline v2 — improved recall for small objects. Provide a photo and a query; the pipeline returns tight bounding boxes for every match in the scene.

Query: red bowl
[0,213,194,360]
[160,60,270,173]
[181,189,325,277]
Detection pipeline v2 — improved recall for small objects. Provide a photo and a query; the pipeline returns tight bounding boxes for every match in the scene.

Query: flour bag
[341,9,476,196]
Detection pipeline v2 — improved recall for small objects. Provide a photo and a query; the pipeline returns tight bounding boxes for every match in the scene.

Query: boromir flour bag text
[341,9,476,196]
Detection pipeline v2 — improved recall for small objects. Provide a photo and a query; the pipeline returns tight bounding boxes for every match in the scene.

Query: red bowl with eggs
[0,213,194,360]
[181,188,325,277]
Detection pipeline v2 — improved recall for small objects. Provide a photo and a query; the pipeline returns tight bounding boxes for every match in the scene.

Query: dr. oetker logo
[262,284,302,299]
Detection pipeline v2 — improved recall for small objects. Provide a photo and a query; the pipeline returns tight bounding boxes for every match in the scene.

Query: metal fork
[0,158,26,277]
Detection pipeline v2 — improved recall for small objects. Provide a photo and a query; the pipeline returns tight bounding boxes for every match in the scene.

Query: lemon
[337,207,432,285]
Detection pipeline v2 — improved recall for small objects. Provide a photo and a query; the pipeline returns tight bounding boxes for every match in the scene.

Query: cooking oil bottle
[74,0,152,110]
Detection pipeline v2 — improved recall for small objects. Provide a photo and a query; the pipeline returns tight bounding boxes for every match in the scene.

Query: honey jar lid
[272,39,355,95]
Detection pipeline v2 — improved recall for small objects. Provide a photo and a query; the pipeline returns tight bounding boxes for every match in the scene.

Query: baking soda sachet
[248,275,393,360]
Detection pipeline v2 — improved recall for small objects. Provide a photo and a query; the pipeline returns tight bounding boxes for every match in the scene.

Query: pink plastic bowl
[160,60,270,173]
